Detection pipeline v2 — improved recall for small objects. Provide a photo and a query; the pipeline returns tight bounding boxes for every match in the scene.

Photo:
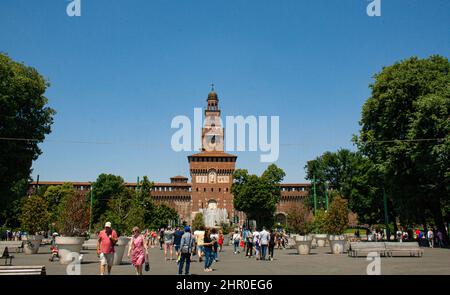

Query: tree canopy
[19,195,49,234]
[357,55,450,234]
[305,149,385,225]
[91,174,126,223]
[232,164,285,229]
[0,53,55,225]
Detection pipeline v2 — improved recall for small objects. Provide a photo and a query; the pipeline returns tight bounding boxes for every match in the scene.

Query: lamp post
[89,183,93,234]
[136,176,140,196]
[325,182,329,211]
[313,175,317,215]
[383,188,390,241]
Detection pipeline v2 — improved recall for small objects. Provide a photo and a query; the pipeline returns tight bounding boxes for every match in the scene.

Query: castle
[29,90,310,226]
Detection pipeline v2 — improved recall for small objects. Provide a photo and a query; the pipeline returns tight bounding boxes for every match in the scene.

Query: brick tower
[188,89,237,223]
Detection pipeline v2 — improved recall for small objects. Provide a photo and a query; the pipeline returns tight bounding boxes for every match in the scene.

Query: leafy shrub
[19,195,49,234]
[56,191,90,236]
[325,195,349,235]
[286,203,314,235]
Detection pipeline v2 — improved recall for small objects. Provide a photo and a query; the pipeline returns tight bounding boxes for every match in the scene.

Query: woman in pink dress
[127,226,148,275]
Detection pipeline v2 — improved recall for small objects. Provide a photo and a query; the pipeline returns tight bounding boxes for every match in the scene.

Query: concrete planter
[328,235,346,254]
[113,237,130,265]
[82,238,99,250]
[295,235,313,255]
[295,236,312,255]
[223,235,230,246]
[23,235,43,254]
[55,236,85,264]
[314,234,328,247]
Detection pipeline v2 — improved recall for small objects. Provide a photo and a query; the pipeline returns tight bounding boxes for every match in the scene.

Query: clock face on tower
[208,170,217,183]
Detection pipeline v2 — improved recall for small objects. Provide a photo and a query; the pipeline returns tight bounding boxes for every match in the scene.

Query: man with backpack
[178,226,196,275]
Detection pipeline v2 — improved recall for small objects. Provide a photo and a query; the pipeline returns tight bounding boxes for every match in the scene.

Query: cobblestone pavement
[8,244,450,275]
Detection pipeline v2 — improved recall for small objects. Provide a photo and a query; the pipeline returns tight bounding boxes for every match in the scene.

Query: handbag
[144,249,150,272]
[181,234,193,254]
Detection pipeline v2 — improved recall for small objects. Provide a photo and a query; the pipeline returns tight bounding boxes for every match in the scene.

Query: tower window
[204,188,206,192]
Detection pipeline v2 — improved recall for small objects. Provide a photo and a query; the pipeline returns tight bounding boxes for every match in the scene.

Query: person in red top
[218,230,224,252]
[97,222,118,275]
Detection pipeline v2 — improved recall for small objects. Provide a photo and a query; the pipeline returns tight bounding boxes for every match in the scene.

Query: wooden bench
[384,242,423,257]
[0,265,46,275]
[0,241,23,253]
[1,247,14,265]
[348,242,387,257]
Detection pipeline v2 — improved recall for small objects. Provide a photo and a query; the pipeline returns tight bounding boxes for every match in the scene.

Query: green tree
[19,195,49,234]
[150,203,179,229]
[138,176,156,226]
[91,174,126,223]
[192,213,205,231]
[325,195,349,235]
[357,55,450,237]
[232,164,285,229]
[100,187,134,235]
[286,203,313,235]
[43,183,76,224]
[56,191,90,236]
[311,209,328,234]
[0,53,55,225]
[305,149,385,225]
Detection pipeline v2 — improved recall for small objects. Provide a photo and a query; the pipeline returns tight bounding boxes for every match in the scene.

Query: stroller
[49,245,59,262]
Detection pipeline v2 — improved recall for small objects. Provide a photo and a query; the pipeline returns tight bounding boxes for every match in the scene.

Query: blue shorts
[174,244,180,252]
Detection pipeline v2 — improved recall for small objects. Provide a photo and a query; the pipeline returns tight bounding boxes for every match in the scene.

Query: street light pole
[313,175,317,215]
[325,182,329,211]
[136,176,140,196]
[383,188,390,241]
[89,183,93,234]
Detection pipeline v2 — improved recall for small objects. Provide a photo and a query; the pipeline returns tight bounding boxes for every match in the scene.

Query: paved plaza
[8,244,450,275]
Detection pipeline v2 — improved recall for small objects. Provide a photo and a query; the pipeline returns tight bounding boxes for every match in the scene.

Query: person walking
[268,229,276,261]
[203,228,215,272]
[437,230,444,248]
[427,228,434,248]
[159,228,164,250]
[97,222,118,275]
[178,226,196,275]
[194,226,205,262]
[164,226,175,261]
[253,229,260,260]
[173,227,184,262]
[210,228,219,262]
[232,230,241,254]
[128,226,148,275]
[218,230,224,252]
[246,231,254,258]
[259,227,269,261]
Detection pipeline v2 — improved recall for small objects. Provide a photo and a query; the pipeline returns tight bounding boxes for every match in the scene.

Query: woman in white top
[232,230,241,254]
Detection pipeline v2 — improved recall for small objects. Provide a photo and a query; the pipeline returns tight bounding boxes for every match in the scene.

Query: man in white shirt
[259,227,270,260]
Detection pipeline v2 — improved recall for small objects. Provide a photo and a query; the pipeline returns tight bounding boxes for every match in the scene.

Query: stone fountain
[200,207,229,227]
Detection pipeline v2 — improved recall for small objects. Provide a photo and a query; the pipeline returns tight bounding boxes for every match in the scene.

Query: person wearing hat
[97,222,118,275]
[178,226,196,275]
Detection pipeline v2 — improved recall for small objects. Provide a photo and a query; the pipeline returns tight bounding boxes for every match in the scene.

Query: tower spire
[210,83,215,92]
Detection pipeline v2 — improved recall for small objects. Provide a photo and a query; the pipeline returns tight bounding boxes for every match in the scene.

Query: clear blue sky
[1,0,449,183]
